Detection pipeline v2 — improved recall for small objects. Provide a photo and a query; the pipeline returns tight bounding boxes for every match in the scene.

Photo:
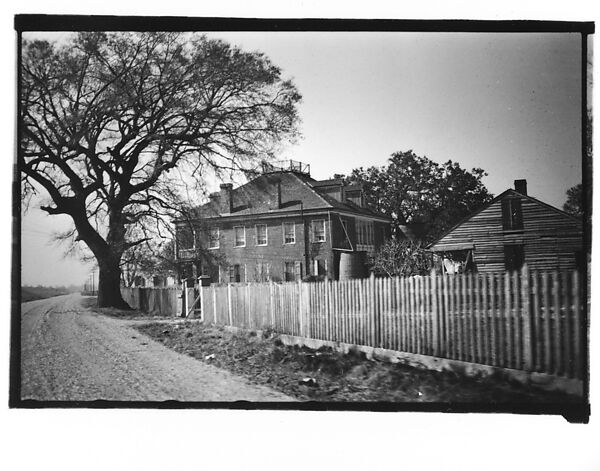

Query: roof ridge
[426,188,582,249]
[289,172,335,208]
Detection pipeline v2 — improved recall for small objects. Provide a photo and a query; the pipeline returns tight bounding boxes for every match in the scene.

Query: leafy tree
[120,239,178,287]
[563,111,592,229]
[342,150,493,243]
[370,239,432,277]
[20,32,301,307]
[563,184,584,219]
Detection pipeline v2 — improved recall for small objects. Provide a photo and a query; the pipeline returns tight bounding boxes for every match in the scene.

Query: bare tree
[20,32,301,307]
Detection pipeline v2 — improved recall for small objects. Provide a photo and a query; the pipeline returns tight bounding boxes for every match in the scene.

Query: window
[229,264,242,283]
[356,220,374,245]
[234,226,246,247]
[256,224,268,246]
[284,261,302,281]
[504,244,525,271]
[255,261,270,282]
[312,219,326,242]
[208,227,219,249]
[314,259,327,277]
[283,222,295,244]
[501,198,523,230]
[178,224,194,249]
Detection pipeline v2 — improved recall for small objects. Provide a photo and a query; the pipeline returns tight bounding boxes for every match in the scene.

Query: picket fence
[121,286,180,317]
[198,265,586,381]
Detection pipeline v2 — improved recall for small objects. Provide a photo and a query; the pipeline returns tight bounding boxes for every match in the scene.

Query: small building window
[208,227,219,249]
[504,244,525,271]
[502,198,523,230]
[314,259,327,277]
[284,261,302,281]
[255,261,270,282]
[312,219,326,242]
[229,264,242,283]
[356,219,375,252]
[178,224,194,250]
[234,226,246,247]
[283,222,296,244]
[256,224,268,246]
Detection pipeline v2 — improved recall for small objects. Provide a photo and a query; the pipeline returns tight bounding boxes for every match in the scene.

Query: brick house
[175,160,391,284]
[427,179,584,273]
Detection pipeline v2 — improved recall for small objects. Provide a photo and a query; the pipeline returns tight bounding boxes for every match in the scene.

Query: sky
[20,31,587,286]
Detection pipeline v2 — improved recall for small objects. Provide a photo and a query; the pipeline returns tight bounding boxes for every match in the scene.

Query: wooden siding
[432,193,583,272]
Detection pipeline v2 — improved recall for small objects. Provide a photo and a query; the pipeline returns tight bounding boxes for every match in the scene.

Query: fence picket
[542,272,551,372]
[531,270,541,371]
[572,270,582,379]
[552,271,562,375]
[562,271,572,378]
[477,274,485,364]
[173,266,584,382]
[521,265,533,371]
[512,270,521,369]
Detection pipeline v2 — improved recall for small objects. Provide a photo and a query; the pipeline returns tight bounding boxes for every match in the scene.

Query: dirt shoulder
[135,321,582,403]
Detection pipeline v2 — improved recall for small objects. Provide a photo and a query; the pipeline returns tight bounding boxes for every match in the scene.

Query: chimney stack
[514,179,527,196]
[219,183,233,214]
[275,179,282,209]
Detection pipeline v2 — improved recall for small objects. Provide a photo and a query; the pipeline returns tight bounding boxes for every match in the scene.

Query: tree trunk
[97,254,131,309]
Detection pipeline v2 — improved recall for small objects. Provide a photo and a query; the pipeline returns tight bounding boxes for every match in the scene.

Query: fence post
[199,285,204,322]
[181,286,189,317]
[212,284,217,324]
[227,283,233,326]
[269,281,275,328]
[521,264,533,371]
[325,277,331,341]
[298,280,304,337]
[430,269,439,356]
[370,272,380,347]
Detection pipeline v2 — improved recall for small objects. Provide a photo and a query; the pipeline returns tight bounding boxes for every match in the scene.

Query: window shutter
[501,199,511,230]
[512,198,523,229]
[515,245,524,269]
[504,244,524,271]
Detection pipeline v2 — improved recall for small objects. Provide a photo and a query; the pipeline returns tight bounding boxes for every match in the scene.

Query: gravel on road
[20,294,293,402]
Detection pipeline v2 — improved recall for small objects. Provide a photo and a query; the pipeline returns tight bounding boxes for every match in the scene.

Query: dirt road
[20,294,293,402]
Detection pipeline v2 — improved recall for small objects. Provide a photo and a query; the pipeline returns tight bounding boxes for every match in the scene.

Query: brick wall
[194,214,336,282]
[178,211,391,283]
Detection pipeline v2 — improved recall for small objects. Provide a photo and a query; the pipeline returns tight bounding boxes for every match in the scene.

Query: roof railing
[261,159,310,176]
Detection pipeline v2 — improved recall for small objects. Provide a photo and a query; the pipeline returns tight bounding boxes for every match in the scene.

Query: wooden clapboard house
[427,179,584,273]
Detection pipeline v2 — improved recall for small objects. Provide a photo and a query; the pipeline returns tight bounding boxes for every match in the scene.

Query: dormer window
[501,197,523,230]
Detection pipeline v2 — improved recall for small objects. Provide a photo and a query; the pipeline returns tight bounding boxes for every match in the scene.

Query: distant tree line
[21,285,82,302]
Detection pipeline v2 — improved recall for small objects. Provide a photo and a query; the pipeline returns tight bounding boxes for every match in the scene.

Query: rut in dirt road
[20,294,293,402]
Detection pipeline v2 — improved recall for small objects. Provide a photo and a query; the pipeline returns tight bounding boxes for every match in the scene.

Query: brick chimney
[514,179,527,196]
[219,183,233,214]
[274,178,282,209]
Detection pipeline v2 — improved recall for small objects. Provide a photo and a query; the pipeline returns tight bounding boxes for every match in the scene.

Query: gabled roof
[426,188,582,250]
[191,171,390,221]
